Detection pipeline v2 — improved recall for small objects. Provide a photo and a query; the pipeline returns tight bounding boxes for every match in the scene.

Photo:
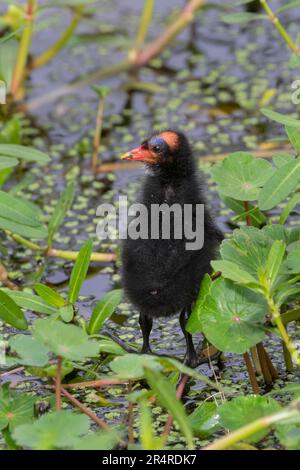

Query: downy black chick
[121,130,222,367]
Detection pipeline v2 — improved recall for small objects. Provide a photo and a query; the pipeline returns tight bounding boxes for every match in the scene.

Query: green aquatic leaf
[219,396,280,443]
[88,289,123,334]
[277,0,300,13]
[144,368,194,449]
[221,12,266,24]
[9,335,49,367]
[76,429,120,450]
[0,384,35,432]
[0,144,49,163]
[211,260,258,285]
[186,274,212,333]
[59,304,74,322]
[279,193,300,224]
[68,239,93,303]
[201,279,266,354]
[0,290,28,330]
[47,180,75,247]
[0,156,18,170]
[0,190,43,228]
[258,157,300,210]
[0,39,18,91]
[34,283,65,308]
[287,246,300,274]
[12,411,90,450]
[2,289,57,315]
[32,319,99,361]
[220,195,266,227]
[264,240,286,289]
[261,108,300,128]
[188,402,220,438]
[109,354,160,380]
[211,152,273,201]
[286,126,300,154]
[273,153,295,168]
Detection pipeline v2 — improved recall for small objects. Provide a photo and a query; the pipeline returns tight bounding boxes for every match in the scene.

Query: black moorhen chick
[121,130,222,367]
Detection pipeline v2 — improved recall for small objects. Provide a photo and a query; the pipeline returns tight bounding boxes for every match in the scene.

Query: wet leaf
[0,384,35,432]
[286,126,300,154]
[88,289,123,334]
[188,402,220,438]
[68,239,93,303]
[9,335,49,367]
[0,156,18,170]
[258,157,300,210]
[32,319,99,361]
[221,12,266,24]
[34,284,66,308]
[109,354,160,379]
[12,411,90,450]
[201,279,266,354]
[144,368,194,449]
[219,396,280,443]
[211,152,273,201]
[0,290,28,330]
[0,144,49,164]
[2,289,58,315]
[59,304,74,322]
[186,274,211,333]
[261,108,300,128]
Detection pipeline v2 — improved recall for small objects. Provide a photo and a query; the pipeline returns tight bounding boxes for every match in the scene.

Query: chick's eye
[152,145,161,152]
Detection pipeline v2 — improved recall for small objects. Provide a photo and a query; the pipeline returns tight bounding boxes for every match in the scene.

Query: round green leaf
[219,396,280,443]
[12,411,90,450]
[32,319,99,361]
[211,152,273,201]
[201,279,267,354]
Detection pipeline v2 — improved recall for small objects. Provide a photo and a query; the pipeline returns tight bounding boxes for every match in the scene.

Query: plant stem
[204,402,300,450]
[127,381,134,444]
[11,0,37,99]
[243,352,260,394]
[30,8,82,69]
[244,201,252,226]
[250,346,261,375]
[6,232,115,262]
[134,0,155,52]
[46,248,115,263]
[161,374,189,445]
[256,343,272,385]
[136,0,205,66]
[60,379,127,389]
[260,0,300,56]
[269,298,300,369]
[282,342,294,372]
[92,97,105,171]
[55,356,62,411]
[25,0,206,111]
[60,387,109,430]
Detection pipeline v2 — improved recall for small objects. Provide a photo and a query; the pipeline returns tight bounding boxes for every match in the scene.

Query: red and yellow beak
[121,146,155,164]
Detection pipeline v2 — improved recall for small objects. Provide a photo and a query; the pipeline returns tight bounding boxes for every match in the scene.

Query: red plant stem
[161,374,189,441]
[243,352,260,394]
[256,343,273,385]
[60,379,128,389]
[55,356,62,410]
[61,387,109,430]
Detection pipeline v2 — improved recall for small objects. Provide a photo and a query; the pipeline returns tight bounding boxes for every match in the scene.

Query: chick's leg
[139,313,153,354]
[180,307,198,368]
